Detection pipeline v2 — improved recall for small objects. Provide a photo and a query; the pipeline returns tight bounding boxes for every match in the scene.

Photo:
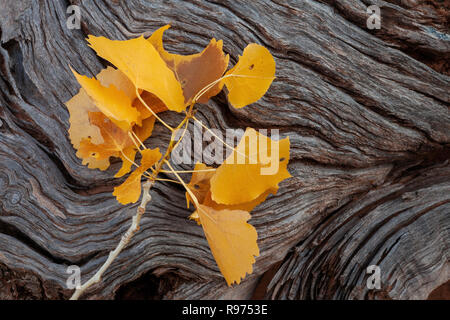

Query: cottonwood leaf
[222,44,275,108]
[66,66,161,174]
[187,163,277,223]
[87,35,185,112]
[78,112,133,160]
[115,146,137,179]
[113,148,162,204]
[195,204,259,286]
[66,66,132,169]
[66,87,108,170]
[148,25,229,104]
[210,128,291,205]
[71,67,139,131]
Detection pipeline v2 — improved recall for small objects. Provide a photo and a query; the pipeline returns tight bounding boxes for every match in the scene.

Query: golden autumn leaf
[66,66,162,174]
[66,67,130,169]
[78,112,132,160]
[67,67,133,167]
[222,44,275,108]
[113,148,162,204]
[70,67,139,131]
[115,145,138,179]
[77,112,155,178]
[210,128,291,205]
[66,86,108,170]
[86,35,185,112]
[195,204,259,286]
[148,25,229,104]
[186,163,277,222]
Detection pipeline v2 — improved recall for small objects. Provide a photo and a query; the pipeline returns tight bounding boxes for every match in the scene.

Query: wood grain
[0,0,448,299]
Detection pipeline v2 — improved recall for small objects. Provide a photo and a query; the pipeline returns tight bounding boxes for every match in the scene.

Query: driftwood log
[0,0,449,300]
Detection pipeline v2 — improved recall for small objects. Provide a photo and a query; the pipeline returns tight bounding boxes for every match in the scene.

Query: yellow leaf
[87,35,185,112]
[66,67,131,161]
[113,148,162,204]
[66,81,102,149]
[81,157,110,171]
[146,25,176,67]
[210,128,291,205]
[66,65,160,173]
[79,112,156,178]
[195,204,259,286]
[134,116,156,142]
[148,25,229,104]
[97,67,137,100]
[186,162,276,215]
[66,67,137,152]
[66,84,109,170]
[78,112,131,160]
[71,67,139,131]
[222,44,275,108]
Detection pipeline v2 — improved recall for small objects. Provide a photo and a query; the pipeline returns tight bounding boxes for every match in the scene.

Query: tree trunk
[0,0,448,300]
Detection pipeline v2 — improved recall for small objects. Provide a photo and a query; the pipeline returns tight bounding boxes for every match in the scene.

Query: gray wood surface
[0,0,448,299]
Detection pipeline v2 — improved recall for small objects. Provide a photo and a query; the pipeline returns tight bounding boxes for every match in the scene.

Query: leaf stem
[129,131,146,150]
[119,149,139,168]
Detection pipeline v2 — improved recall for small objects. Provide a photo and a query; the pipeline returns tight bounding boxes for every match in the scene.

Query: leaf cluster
[66,25,290,286]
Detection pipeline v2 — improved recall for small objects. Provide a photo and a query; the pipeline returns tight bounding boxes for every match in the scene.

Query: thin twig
[70,179,154,300]
[70,103,193,299]
[128,131,145,150]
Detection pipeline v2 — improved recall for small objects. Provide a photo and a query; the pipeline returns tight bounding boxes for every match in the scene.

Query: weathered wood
[0,0,448,299]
